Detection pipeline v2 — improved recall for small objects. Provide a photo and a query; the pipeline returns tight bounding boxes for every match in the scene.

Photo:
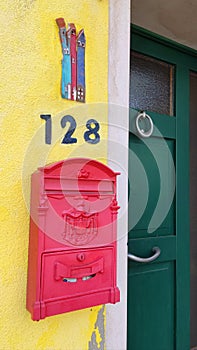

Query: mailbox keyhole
[77,253,85,262]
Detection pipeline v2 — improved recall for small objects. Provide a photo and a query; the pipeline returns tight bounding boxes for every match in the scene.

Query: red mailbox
[26,158,120,320]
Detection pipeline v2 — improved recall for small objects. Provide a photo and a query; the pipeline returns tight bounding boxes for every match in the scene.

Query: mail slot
[26,158,120,320]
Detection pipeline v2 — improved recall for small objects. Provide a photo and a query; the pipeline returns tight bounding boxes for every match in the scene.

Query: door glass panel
[130,51,174,116]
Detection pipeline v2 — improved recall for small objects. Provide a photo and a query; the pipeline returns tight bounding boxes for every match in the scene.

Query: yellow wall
[0,0,108,349]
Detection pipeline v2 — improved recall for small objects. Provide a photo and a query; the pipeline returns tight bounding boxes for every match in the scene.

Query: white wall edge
[106,1,131,349]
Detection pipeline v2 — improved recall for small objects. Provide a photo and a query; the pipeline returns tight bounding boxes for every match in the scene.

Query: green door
[127,27,197,350]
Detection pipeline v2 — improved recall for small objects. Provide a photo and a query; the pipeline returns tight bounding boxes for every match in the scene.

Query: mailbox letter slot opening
[54,257,104,280]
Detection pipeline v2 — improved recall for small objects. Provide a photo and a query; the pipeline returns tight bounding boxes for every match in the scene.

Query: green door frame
[130,25,197,349]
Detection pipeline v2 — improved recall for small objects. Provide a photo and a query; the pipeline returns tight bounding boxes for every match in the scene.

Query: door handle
[128,247,161,263]
[136,111,154,138]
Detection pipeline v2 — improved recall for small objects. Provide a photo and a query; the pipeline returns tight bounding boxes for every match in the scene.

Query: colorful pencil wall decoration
[56,18,86,103]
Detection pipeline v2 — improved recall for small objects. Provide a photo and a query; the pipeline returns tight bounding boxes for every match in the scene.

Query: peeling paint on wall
[88,305,105,350]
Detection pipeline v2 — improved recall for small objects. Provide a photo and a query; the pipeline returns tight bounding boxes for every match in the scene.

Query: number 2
[61,115,77,144]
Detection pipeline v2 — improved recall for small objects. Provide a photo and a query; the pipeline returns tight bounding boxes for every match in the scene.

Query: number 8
[84,119,100,144]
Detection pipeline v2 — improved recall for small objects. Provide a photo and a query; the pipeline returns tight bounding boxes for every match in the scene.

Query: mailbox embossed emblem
[26,158,120,320]
[62,209,98,245]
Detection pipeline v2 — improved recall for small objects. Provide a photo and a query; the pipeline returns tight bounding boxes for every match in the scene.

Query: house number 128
[40,114,100,145]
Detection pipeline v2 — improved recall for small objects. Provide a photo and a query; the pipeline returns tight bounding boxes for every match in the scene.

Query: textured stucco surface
[0,1,108,349]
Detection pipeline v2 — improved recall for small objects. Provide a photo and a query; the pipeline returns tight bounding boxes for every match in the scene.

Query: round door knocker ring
[136,111,154,138]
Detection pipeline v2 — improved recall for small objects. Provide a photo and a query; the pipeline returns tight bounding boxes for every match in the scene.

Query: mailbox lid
[44,177,114,194]
[39,158,119,194]
[41,247,115,300]
[38,158,119,193]
[39,158,119,180]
